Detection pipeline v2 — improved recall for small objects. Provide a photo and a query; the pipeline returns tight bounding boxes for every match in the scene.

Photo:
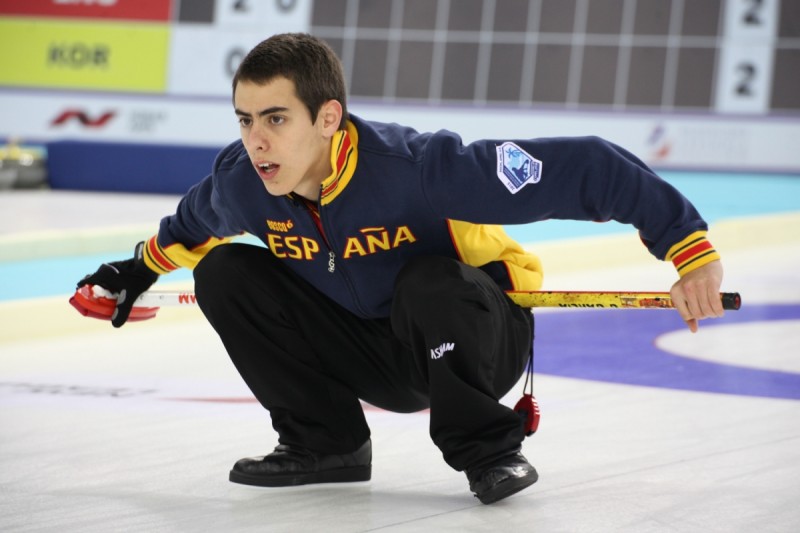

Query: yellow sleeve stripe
[666,230,721,276]
[142,235,233,273]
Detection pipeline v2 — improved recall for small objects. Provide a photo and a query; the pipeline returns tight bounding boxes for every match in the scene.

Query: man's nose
[249,125,269,151]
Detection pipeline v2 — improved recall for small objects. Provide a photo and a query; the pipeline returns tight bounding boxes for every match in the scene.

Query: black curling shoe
[229,439,372,487]
[466,452,538,504]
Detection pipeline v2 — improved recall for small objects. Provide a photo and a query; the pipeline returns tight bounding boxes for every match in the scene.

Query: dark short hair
[232,33,348,129]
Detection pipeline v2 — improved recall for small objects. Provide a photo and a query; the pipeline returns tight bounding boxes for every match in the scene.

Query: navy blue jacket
[143,114,718,318]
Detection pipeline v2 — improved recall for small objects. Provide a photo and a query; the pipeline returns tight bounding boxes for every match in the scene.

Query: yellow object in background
[0,137,47,189]
[0,17,169,93]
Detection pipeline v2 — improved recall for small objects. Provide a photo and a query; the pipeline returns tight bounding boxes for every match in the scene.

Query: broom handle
[506,291,740,310]
[133,290,741,310]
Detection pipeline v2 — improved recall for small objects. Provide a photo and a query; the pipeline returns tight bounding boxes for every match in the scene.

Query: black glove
[77,241,159,328]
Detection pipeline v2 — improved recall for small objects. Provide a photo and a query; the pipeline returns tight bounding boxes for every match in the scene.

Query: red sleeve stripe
[145,237,179,273]
[675,249,718,274]
[665,231,721,275]
[671,240,713,269]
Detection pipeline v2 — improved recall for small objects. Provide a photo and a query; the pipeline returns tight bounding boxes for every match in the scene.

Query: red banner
[0,0,172,22]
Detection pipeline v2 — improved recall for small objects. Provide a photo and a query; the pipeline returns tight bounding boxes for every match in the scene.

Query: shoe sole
[229,465,371,487]
[475,469,538,505]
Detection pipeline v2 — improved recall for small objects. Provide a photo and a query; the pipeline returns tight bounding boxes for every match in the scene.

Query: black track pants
[193,244,533,471]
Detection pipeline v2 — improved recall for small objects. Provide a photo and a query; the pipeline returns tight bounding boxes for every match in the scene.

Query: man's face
[233,77,339,200]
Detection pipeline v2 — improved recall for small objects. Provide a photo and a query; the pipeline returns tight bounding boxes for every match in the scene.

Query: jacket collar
[320,119,358,206]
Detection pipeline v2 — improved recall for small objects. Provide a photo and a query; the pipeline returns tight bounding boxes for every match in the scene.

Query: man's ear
[318,100,343,135]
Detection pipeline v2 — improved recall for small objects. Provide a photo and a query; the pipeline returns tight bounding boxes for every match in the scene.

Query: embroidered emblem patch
[495,142,542,194]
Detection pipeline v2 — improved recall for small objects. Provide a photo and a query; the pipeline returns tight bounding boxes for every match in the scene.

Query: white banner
[1,90,799,173]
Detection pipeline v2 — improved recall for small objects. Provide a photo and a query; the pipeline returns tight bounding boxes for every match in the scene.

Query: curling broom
[70,285,741,322]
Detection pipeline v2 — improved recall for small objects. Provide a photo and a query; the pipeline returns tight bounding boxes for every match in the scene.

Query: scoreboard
[716,0,790,114]
[310,0,798,115]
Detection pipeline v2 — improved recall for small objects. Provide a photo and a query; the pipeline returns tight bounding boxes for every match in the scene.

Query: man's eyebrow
[234,106,289,117]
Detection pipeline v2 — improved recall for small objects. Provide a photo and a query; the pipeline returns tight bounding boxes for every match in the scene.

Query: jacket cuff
[665,231,721,276]
[141,235,180,275]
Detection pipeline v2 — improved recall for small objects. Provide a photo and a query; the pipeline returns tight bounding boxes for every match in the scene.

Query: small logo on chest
[266,219,294,233]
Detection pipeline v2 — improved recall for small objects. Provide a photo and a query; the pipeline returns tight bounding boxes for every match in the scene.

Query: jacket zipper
[299,197,336,273]
[313,194,371,317]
